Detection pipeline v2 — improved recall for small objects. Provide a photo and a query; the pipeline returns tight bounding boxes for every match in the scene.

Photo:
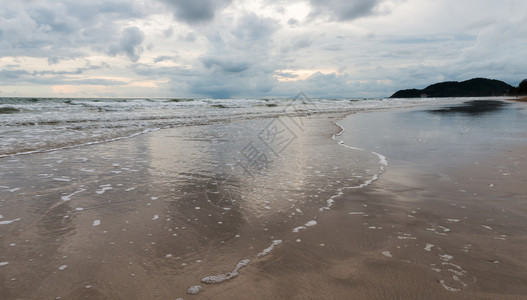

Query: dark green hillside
[391,78,514,98]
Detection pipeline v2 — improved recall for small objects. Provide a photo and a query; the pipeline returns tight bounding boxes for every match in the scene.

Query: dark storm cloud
[109,27,146,62]
[160,0,233,24]
[154,55,179,63]
[186,13,280,97]
[282,34,313,52]
[308,0,395,21]
[0,67,125,86]
[287,18,299,27]
[273,71,298,79]
[231,13,279,41]
[200,56,251,73]
[0,69,30,81]
[188,72,275,98]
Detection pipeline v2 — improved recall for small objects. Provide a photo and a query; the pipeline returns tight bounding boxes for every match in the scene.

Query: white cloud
[0,0,526,97]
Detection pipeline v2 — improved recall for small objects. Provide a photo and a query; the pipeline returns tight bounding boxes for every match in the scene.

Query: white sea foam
[0,218,21,225]
[292,226,306,232]
[257,240,282,258]
[200,259,251,284]
[305,220,317,227]
[58,265,68,271]
[372,152,388,166]
[186,285,203,295]
[92,220,101,226]
[1,97,468,158]
[425,243,434,251]
[439,254,453,261]
[397,233,416,240]
[96,185,112,195]
[440,280,461,292]
[61,188,86,201]
[426,227,448,236]
[382,251,392,257]
[53,177,72,182]
[438,226,450,232]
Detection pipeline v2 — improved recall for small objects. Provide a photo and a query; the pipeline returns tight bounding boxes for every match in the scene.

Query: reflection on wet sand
[0,114,383,299]
[3,100,525,299]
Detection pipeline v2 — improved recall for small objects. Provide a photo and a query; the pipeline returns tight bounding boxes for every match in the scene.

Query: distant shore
[509,96,527,102]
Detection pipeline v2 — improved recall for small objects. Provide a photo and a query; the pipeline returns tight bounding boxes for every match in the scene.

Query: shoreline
[508,96,527,102]
[0,96,478,159]
[201,102,527,299]
[1,100,526,299]
[0,112,379,299]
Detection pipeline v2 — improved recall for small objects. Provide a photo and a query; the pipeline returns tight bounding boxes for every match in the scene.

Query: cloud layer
[1,0,526,98]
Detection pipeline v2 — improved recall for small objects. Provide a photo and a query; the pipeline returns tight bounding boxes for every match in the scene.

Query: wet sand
[1,100,527,299]
[509,96,527,102]
[198,100,527,300]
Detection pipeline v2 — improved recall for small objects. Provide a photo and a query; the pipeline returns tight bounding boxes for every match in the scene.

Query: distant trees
[508,79,527,96]
[390,78,514,98]
[519,79,527,95]
[390,78,527,98]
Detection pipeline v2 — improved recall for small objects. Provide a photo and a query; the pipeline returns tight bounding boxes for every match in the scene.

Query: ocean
[0,96,468,157]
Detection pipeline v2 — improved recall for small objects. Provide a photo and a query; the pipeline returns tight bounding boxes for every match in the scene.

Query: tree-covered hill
[390,78,515,98]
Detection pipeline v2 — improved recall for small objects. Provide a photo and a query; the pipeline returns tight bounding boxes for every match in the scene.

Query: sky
[1,0,526,98]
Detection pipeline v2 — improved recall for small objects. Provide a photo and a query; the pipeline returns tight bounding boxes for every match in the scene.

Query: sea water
[0,97,472,157]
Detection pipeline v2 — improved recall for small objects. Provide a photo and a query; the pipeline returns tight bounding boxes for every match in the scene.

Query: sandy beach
[1,99,526,299]
[510,96,527,102]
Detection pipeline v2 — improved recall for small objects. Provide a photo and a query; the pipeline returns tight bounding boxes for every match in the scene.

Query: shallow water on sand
[2,99,525,299]
[0,114,385,299]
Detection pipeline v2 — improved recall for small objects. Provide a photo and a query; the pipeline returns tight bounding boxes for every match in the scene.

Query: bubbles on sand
[382,251,392,258]
[424,243,434,252]
[292,220,317,233]
[96,184,112,195]
[186,285,203,295]
[257,240,282,258]
[200,259,251,284]
[61,188,86,201]
[0,218,21,225]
